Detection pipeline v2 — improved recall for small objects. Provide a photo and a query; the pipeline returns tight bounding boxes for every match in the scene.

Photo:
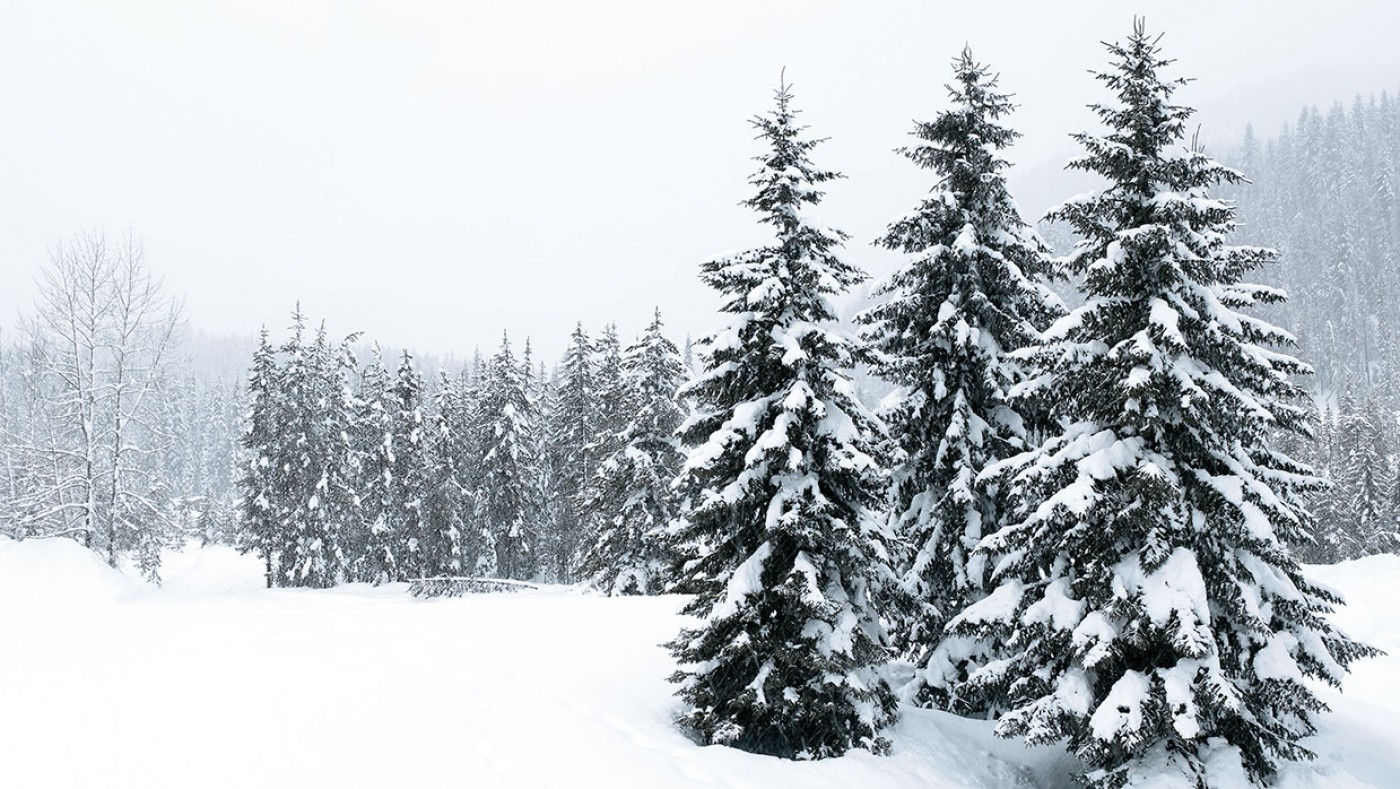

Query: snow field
[1,538,1396,788]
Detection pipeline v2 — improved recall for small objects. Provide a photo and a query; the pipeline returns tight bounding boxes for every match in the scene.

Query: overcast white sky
[2,1,1397,362]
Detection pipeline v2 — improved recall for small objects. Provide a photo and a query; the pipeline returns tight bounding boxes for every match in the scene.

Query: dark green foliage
[239,328,281,588]
[350,346,396,583]
[857,48,1060,711]
[959,22,1378,787]
[258,308,361,589]
[666,80,898,760]
[437,370,496,576]
[388,350,433,578]
[543,323,597,583]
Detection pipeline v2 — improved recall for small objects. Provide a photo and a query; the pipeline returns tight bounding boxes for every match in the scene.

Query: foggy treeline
[1224,91,1400,561]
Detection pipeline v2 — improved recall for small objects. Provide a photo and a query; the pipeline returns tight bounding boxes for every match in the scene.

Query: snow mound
[0,535,139,607]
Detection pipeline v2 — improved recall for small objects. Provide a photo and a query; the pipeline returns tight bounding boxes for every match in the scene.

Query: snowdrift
[0,535,139,606]
[0,539,1396,788]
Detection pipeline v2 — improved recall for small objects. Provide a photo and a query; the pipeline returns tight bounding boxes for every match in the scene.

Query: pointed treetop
[739,74,846,237]
[288,303,307,342]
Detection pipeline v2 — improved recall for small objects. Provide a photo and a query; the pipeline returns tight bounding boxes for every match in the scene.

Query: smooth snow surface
[1,537,1397,788]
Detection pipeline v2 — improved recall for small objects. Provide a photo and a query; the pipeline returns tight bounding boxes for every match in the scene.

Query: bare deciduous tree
[8,231,183,576]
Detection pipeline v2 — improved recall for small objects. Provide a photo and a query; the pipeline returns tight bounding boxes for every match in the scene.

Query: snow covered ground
[0,538,1395,789]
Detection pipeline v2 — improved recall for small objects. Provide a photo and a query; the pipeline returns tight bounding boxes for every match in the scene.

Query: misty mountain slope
[0,539,1394,789]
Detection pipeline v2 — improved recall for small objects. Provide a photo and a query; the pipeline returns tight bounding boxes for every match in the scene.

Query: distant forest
[1222,92,1400,560]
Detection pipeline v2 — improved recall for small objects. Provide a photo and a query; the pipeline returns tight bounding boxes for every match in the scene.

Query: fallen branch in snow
[408,577,538,598]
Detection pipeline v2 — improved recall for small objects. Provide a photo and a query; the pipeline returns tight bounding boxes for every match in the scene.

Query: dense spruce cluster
[1290,394,1400,560]
[239,306,688,589]
[1224,94,1400,400]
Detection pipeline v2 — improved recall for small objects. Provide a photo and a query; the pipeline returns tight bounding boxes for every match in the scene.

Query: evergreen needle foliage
[857,47,1062,712]
[958,21,1378,788]
[577,309,688,595]
[666,79,899,760]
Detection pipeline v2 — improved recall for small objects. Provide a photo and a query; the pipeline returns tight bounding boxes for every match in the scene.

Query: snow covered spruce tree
[473,333,544,580]
[577,308,687,595]
[856,47,1061,711]
[543,323,597,582]
[439,369,496,576]
[239,328,283,588]
[421,372,470,578]
[268,310,325,585]
[960,22,1377,787]
[591,323,629,464]
[350,344,398,583]
[1335,395,1397,557]
[271,312,361,588]
[388,350,433,578]
[666,80,898,759]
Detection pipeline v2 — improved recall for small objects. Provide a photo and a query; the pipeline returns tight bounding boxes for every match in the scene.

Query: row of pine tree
[1215,97,1400,567]
[239,306,690,592]
[0,19,1386,788]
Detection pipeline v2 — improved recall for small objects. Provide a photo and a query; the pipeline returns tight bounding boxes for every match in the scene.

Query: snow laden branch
[665,80,899,760]
[953,23,1379,789]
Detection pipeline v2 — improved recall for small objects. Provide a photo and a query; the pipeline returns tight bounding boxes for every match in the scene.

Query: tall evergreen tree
[351,344,397,583]
[1295,404,1348,564]
[578,308,687,595]
[474,333,544,580]
[390,350,431,578]
[238,328,282,588]
[1337,395,1395,557]
[856,47,1061,710]
[420,373,468,578]
[666,81,898,759]
[267,312,361,589]
[309,323,361,587]
[271,309,318,585]
[573,323,629,580]
[437,370,494,576]
[590,323,630,466]
[544,323,596,582]
[960,23,1377,787]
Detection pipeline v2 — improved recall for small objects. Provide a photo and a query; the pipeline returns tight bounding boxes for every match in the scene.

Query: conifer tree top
[1051,19,1261,289]
[893,47,1018,212]
[701,79,863,328]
